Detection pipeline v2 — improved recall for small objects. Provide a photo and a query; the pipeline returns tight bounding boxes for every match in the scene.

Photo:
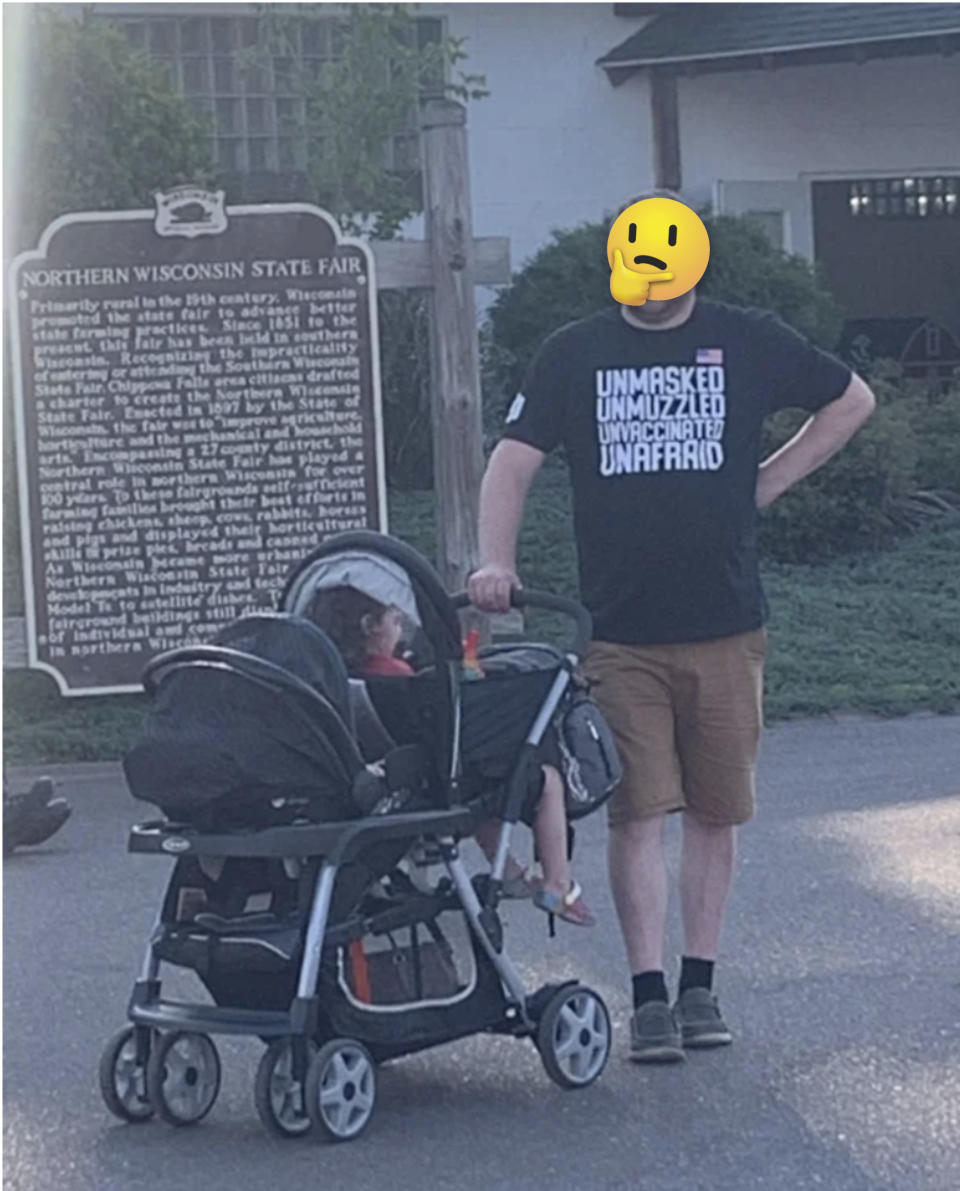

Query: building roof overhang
[600,3,960,84]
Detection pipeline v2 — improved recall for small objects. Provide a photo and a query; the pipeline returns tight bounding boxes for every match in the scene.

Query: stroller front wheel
[254,1037,319,1139]
[536,984,611,1089]
[304,1038,376,1142]
[146,1031,222,1126]
[99,1026,155,1123]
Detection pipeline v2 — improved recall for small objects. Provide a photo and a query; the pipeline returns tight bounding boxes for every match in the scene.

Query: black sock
[632,970,668,1008]
[679,956,714,994]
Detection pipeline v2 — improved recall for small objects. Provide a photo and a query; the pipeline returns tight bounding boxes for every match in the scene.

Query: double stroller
[100,531,620,1141]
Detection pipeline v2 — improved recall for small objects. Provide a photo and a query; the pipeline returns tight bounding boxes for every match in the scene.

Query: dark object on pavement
[3,775,72,855]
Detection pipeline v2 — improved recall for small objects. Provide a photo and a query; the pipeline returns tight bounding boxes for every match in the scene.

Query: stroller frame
[127,805,534,1039]
[104,536,611,1140]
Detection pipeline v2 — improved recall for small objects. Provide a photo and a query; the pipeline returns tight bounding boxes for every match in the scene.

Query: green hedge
[485,212,843,405]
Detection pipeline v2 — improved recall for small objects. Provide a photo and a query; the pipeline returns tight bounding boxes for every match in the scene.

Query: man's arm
[756,372,876,509]
[467,439,546,610]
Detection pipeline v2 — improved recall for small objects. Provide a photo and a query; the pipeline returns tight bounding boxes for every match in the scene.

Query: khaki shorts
[584,629,766,828]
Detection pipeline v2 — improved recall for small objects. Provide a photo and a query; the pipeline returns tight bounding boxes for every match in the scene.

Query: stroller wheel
[254,1037,318,1139]
[146,1031,221,1126]
[536,984,611,1089]
[304,1038,376,1142]
[99,1026,155,1123]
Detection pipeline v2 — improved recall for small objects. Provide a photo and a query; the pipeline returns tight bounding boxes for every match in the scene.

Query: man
[467,198,875,1062]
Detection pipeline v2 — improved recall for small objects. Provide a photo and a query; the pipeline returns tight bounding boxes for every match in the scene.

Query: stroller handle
[451,589,592,658]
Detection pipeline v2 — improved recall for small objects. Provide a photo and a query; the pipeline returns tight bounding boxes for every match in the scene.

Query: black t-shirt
[501,299,852,645]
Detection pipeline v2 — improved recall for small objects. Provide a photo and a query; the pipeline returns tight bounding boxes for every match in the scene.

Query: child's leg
[534,766,572,896]
[474,818,528,883]
[474,818,500,859]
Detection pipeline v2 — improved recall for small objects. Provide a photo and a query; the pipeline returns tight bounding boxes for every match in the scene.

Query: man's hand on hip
[756,373,876,509]
[467,564,521,612]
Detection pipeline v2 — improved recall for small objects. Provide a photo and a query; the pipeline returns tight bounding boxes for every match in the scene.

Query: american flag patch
[696,348,724,364]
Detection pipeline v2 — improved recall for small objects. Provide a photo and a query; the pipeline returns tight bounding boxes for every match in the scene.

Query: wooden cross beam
[372,235,510,291]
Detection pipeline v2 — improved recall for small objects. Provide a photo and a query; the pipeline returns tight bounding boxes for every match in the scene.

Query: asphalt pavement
[4,714,960,1191]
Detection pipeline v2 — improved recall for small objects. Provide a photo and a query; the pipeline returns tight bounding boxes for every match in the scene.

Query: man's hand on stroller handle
[467,564,521,613]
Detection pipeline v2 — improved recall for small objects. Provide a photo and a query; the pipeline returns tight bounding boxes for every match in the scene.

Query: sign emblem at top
[153,185,228,239]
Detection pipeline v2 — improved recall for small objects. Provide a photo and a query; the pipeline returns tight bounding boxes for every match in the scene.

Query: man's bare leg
[679,813,736,961]
[608,814,669,973]
[676,812,736,1047]
[609,813,683,1061]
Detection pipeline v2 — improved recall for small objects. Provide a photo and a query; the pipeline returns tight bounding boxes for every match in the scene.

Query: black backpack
[555,685,623,821]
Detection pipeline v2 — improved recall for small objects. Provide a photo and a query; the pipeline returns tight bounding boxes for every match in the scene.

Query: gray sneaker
[675,987,733,1048]
[629,1000,685,1063]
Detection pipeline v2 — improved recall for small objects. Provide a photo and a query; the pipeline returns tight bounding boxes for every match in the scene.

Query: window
[248,138,272,171]
[216,99,241,137]
[182,58,210,95]
[104,12,444,183]
[849,177,958,218]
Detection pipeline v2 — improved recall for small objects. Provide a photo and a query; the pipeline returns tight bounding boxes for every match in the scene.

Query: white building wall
[676,53,960,258]
[411,4,655,277]
[421,11,959,294]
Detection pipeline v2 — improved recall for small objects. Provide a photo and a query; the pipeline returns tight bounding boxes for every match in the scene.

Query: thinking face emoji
[607,197,710,305]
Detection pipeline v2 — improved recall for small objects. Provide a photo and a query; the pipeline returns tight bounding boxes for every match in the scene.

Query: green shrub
[484,212,843,410]
[758,363,959,563]
[758,397,920,562]
[864,363,960,499]
[911,388,960,495]
[697,215,843,348]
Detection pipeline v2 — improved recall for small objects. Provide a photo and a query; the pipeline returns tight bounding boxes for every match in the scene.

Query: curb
[5,761,124,783]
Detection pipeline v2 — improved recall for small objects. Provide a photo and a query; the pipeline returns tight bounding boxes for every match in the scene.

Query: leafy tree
[4,4,214,253]
[245,4,488,486]
[4,4,216,611]
[255,3,487,239]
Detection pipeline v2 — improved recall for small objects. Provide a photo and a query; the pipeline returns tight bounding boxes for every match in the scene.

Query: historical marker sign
[10,191,385,694]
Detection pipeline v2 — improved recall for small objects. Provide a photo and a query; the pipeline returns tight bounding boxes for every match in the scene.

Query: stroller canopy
[283,552,423,630]
[279,531,463,665]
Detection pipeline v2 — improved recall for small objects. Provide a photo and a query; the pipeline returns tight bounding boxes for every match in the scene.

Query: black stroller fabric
[458,644,622,821]
[213,614,354,729]
[459,645,564,788]
[124,617,365,829]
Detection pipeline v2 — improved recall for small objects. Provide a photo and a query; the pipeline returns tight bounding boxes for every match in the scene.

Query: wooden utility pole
[419,98,486,598]
[650,68,681,191]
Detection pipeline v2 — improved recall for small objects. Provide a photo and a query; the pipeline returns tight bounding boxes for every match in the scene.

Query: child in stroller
[103,531,618,1142]
[309,585,595,927]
